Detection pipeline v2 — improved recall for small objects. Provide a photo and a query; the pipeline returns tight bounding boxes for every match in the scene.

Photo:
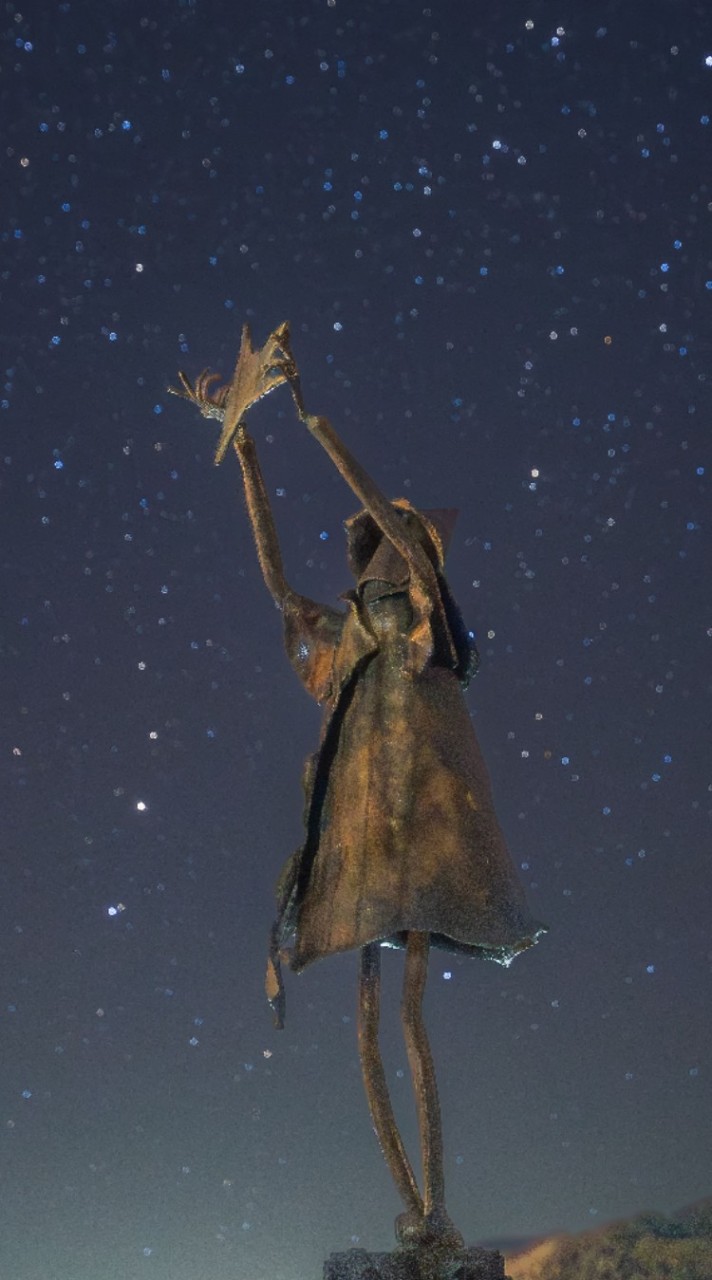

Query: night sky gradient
[2,2,711,1278]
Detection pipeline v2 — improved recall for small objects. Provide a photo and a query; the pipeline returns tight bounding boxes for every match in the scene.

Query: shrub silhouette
[533,1202,712,1280]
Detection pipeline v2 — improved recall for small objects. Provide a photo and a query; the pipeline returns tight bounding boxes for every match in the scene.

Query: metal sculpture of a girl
[169,322,547,1257]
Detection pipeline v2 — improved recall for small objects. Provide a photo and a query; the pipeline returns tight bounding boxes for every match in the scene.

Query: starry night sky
[3,2,711,1278]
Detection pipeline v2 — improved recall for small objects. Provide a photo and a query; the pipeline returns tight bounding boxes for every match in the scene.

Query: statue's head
[344,501,458,590]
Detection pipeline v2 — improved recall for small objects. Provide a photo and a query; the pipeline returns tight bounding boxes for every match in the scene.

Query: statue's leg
[401,930,464,1247]
[401,930,443,1215]
[357,942,424,1217]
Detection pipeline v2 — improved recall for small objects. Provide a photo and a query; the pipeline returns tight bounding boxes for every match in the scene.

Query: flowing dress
[275,582,547,972]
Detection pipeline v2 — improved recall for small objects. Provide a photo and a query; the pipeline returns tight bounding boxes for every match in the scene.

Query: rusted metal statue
[170,323,546,1255]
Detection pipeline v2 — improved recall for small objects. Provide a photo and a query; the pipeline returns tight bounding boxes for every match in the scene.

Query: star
[213,321,299,465]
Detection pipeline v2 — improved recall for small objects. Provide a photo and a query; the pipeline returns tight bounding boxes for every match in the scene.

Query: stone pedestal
[323,1245,510,1280]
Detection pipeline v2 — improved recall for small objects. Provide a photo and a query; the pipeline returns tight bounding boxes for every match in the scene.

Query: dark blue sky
[2,2,710,1277]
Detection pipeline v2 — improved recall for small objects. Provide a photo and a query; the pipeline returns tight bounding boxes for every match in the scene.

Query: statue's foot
[395,1208,424,1247]
[395,1205,464,1251]
[422,1206,465,1250]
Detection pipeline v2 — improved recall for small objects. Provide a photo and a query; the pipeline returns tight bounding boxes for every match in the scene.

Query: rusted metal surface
[172,322,547,1250]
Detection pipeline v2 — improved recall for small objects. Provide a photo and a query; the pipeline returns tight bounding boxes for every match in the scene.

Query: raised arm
[299,412,440,601]
[168,320,442,608]
[168,324,296,607]
[232,425,291,608]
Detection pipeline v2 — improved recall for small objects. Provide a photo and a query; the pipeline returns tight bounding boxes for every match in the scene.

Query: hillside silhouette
[505,1196,712,1279]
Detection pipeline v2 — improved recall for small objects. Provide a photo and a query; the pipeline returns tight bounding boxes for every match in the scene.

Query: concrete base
[323,1244,510,1280]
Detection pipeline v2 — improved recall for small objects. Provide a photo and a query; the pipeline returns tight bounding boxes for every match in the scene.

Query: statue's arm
[233,426,291,608]
[168,324,438,601]
[301,412,440,599]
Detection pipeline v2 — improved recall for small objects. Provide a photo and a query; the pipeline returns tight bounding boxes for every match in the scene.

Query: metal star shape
[213,321,298,465]
[168,321,305,463]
